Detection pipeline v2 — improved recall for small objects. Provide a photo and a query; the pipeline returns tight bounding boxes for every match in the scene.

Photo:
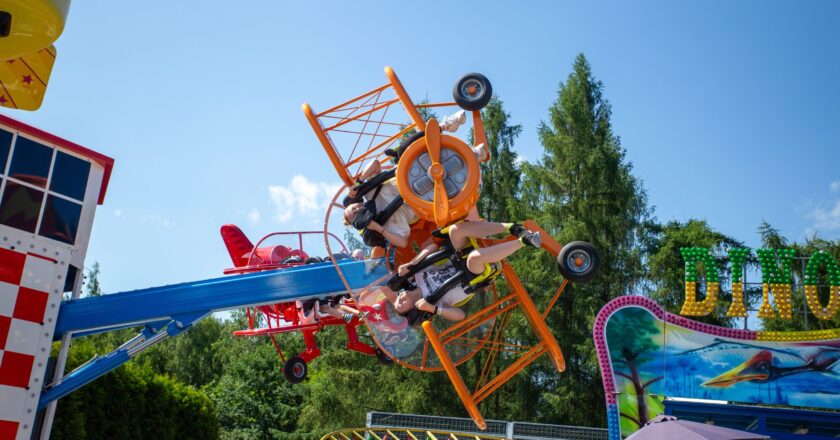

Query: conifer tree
[516,53,651,426]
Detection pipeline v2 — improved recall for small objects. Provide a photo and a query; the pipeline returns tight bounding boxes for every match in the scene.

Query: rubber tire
[557,241,600,283]
[283,357,308,384]
[375,348,394,366]
[305,256,323,264]
[453,73,493,111]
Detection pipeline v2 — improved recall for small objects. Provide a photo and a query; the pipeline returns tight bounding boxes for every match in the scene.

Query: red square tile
[0,316,10,349]
[12,287,47,324]
[0,420,20,439]
[0,351,34,388]
[0,249,25,285]
[0,351,35,388]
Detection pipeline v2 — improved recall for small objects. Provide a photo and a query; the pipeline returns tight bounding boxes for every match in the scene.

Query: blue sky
[3,0,838,294]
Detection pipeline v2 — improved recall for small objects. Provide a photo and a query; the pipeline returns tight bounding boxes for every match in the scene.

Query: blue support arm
[55,260,388,338]
[41,260,389,409]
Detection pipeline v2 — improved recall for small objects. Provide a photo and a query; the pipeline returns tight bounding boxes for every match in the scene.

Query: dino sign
[595,296,840,438]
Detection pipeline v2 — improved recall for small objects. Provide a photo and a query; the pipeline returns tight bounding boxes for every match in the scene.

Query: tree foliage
[646,219,747,326]
[49,53,808,438]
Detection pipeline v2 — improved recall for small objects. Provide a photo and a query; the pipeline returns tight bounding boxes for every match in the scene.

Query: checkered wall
[0,238,69,440]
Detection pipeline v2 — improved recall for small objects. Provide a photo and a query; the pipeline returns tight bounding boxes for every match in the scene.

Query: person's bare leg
[359,160,382,181]
[466,239,524,274]
[319,305,345,319]
[320,304,356,322]
[338,303,359,316]
[448,221,508,249]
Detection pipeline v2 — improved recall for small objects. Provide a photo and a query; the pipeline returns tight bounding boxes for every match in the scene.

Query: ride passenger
[382,221,540,323]
[343,159,417,248]
[342,111,488,249]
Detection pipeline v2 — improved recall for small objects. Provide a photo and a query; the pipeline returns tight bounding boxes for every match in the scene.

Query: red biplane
[220,225,391,383]
[304,67,601,428]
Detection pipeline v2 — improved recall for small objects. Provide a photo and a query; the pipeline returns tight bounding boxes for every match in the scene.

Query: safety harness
[387,225,503,324]
[343,169,405,248]
[344,131,427,248]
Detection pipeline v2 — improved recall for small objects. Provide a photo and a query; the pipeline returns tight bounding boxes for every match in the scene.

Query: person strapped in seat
[342,111,490,249]
[342,159,416,249]
[381,221,541,324]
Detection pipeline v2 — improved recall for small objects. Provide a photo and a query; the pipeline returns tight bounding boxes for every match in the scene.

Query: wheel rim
[566,250,591,273]
[292,364,304,378]
[460,79,484,101]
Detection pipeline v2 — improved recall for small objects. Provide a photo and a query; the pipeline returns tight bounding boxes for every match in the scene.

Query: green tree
[52,337,218,440]
[473,97,524,222]
[646,219,746,326]
[756,223,840,331]
[85,262,102,297]
[515,53,651,427]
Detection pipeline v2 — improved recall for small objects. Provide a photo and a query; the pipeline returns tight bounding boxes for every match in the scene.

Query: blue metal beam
[54,260,389,337]
[41,260,389,409]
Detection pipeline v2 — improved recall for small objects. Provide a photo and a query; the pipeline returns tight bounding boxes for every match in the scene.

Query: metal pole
[801,257,809,331]
[39,267,84,440]
[743,260,748,330]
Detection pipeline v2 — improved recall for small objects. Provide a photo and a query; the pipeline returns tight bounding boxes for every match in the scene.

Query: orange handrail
[385,66,426,131]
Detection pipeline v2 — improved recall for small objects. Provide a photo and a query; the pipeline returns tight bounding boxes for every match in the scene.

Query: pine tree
[516,53,651,426]
[474,97,523,222]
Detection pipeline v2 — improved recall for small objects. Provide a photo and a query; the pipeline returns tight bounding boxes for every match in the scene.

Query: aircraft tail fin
[220,224,256,267]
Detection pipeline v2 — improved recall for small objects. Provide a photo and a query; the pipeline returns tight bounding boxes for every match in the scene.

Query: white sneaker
[472,143,490,162]
[440,110,467,133]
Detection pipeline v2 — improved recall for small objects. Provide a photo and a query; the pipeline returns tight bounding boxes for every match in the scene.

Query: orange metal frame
[308,67,574,430]
[303,66,482,226]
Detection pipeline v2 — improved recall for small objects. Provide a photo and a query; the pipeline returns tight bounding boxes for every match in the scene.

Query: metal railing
[366,412,608,440]
[322,427,506,440]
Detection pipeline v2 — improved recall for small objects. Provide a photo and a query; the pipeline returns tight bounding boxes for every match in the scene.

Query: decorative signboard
[594,296,840,439]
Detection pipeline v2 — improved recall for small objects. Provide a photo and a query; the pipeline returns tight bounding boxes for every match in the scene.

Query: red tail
[220,224,256,267]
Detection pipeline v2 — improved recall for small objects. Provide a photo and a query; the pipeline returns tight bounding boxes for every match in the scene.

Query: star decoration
[0,96,6,104]
[22,75,33,85]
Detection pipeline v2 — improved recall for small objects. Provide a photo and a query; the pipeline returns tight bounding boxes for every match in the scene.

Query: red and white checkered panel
[0,243,69,440]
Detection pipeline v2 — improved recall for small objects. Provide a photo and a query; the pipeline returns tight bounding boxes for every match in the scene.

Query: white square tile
[4,319,41,355]
[0,282,17,317]
[20,255,58,293]
[0,384,26,421]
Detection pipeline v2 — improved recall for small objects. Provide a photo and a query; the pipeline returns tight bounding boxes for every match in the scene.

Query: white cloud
[268,175,341,223]
[809,200,840,232]
[142,214,174,228]
[247,208,261,225]
[830,181,840,193]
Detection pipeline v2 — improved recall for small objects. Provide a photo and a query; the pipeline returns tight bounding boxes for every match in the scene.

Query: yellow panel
[0,0,69,60]
[0,44,55,110]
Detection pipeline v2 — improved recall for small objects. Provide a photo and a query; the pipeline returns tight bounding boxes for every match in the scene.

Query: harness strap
[343,168,395,206]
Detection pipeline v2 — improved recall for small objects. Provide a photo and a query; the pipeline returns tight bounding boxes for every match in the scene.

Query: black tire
[283,357,308,384]
[375,348,394,366]
[557,241,600,283]
[305,256,323,264]
[453,73,492,111]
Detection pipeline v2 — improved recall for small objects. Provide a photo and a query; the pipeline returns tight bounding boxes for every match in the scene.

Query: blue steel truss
[40,259,389,408]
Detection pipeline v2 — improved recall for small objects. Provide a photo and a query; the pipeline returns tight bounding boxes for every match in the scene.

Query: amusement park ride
[0,3,601,437]
[2,3,839,440]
